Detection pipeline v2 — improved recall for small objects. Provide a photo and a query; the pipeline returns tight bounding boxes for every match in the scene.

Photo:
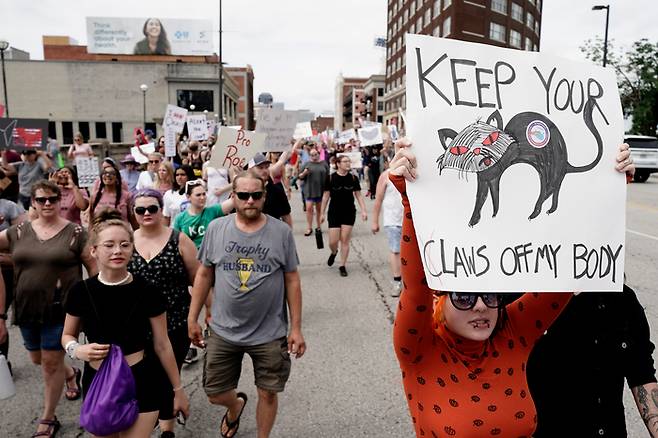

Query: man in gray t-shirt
[298,147,329,235]
[189,171,305,438]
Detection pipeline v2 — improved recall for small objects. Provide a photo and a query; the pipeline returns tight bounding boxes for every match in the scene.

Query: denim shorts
[385,225,402,254]
[19,323,65,351]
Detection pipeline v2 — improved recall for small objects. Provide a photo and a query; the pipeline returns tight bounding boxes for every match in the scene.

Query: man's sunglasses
[148,160,161,164]
[134,205,160,215]
[447,292,504,311]
[34,196,60,205]
[235,191,264,201]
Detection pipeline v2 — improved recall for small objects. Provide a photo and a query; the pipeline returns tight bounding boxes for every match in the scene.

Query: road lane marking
[627,229,658,242]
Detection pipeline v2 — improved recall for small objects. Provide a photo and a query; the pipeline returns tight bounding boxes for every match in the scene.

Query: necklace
[98,272,132,286]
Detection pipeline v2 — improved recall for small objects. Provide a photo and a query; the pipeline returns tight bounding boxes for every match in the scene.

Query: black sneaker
[327,252,337,267]
[339,266,348,277]
[184,348,198,364]
[160,431,176,438]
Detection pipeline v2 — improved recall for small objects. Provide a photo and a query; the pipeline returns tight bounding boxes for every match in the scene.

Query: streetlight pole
[140,84,148,128]
[218,0,224,125]
[592,5,610,67]
[0,40,10,116]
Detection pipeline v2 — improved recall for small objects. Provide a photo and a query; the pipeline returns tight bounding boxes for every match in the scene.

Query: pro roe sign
[86,17,213,56]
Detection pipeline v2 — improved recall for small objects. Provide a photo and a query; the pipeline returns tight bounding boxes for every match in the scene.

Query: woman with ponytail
[62,209,189,437]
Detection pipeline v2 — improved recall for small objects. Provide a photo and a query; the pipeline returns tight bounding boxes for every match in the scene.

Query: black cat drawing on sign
[436,98,603,227]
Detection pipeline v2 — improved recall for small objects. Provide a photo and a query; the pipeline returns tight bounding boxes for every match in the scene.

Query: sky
[1,0,657,116]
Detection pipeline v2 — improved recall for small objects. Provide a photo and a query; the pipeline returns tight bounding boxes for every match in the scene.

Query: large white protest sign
[293,122,313,140]
[130,142,155,164]
[164,126,177,157]
[338,152,363,169]
[206,120,217,138]
[163,105,188,133]
[75,156,99,188]
[209,127,267,171]
[358,124,384,146]
[337,129,357,144]
[405,34,625,292]
[86,17,213,56]
[256,109,297,151]
[187,115,208,141]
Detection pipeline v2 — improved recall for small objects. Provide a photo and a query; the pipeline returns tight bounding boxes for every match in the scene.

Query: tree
[581,37,658,135]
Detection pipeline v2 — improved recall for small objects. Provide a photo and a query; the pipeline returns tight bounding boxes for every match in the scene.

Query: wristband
[65,340,80,360]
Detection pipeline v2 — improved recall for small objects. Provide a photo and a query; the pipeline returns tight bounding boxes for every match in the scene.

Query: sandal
[304,229,312,236]
[32,416,61,437]
[220,392,248,438]
[65,366,82,401]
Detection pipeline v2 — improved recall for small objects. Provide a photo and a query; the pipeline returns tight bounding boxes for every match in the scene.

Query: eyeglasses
[186,180,203,189]
[34,196,60,205]
[235,191,264,201]
[134,205,160,215]
[148,160,161,164]
[448,292,504,311]
[98,241,133,251]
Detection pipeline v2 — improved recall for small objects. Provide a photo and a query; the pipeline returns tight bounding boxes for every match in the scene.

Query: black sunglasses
[235,191,264,201]
[134,205,160,215]
[34,196,60,205]
[148,160,161,164]
[448,292,504,311]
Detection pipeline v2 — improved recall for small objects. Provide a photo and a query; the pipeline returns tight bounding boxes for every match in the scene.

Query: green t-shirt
[173,204,225,248]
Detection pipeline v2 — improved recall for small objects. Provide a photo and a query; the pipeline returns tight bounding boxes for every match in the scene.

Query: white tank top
[382,177,403,227]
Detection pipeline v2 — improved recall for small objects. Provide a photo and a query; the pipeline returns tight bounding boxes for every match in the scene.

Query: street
[2,174,658,437]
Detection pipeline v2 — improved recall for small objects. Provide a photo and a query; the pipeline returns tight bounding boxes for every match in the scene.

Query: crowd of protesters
[0,126,657,438]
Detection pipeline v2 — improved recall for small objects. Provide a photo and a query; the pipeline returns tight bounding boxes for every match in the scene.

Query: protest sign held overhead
[209,127,267,171]
[163,104,188,133]
[337,129,357,144]
[75,156,100,188]
[256,108,297,151]
[0,118,48,151]
[337,152,363,169]
[130,142,155,164]
[187,114,208,141]
[164,126,177,157]
[293,122,313,140]
[405,34,625,292]
[358,124,383,146]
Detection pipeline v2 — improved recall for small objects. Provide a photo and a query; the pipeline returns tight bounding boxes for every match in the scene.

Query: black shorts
[82,353,163,413]
[328,207,356,228]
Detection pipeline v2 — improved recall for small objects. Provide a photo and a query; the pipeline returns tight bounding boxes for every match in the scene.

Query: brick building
[383,0,543,127]
[334,74,386,131]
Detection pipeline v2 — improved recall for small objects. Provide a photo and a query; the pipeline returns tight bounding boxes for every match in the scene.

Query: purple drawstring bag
[79,344,139,436]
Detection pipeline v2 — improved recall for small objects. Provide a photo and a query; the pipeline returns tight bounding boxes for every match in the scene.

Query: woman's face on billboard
[146,19,161,37]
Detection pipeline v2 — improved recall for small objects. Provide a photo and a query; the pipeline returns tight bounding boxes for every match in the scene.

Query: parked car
[625,135,658,182]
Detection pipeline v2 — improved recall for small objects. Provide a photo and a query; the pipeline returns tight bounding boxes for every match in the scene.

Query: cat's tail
[566,97,604,174]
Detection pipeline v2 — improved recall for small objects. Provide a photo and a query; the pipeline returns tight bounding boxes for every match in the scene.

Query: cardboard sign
[75,156,100,188]
[255,108,297,151]
[163,105,188,133]
[187,115,208,141]
[207,120,217,137]
[208,127,267,171]
[337,152,363,169]
[164,126,177,157]
[358,124,384,146]
[388,124,400,141]
[405,34,625,292]
[293,122,313,140]
[0,118,48,151]
[130,142,155,164]
[337,129,357,144]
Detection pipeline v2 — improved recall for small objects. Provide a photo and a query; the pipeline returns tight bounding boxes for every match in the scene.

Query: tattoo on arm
[636,385,658,435]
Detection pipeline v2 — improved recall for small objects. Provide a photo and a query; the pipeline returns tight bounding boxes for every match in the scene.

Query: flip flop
[220,392,248,438]
[64,367,81,401]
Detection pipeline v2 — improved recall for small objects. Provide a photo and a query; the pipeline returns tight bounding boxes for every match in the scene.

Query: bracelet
[65,340,80,360]
[173,385,184,392]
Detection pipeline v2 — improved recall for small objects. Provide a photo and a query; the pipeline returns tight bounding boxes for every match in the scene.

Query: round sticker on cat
[526,120,550,148]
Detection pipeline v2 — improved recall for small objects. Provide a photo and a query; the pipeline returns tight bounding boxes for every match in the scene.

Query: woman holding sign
[387,139,633,437]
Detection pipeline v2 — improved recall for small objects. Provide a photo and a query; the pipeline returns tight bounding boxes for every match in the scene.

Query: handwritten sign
[207,120,217,138]
[0,118,48,151]
[358,124,383,146]
[163,105,188,133]
[405,34,625,292]
[208,127,267,171]
[187,115,208,141]
[256,108,297,151]
[337,152,363,169]
[164,126,177,157]
[130,142,155,164]
[337,129,357,144]
[75,156,100,188]
[293,122,313,140]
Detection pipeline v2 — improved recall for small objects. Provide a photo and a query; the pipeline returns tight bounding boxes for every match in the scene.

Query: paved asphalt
[1,174,658,437]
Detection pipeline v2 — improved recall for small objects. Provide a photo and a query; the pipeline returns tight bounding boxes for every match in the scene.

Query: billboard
[0,118,49,151]
[86,17,213,56]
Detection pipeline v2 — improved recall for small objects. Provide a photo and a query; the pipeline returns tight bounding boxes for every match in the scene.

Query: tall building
[383,0,543,127]
[334,74,386,131]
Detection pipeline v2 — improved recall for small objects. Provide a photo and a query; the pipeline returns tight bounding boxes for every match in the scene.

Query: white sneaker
[391,280,402,297]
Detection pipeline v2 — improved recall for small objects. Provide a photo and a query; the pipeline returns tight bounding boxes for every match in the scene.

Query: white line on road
[627,229,658,241]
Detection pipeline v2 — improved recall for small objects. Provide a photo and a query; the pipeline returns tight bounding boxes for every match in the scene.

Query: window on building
[393,1,398,14]
[511,3,523,22]
[491,0,507,14]
[433,0,442,18]
[526,12,534,29]
[95,122,107,139]
[525,37,532,50]
[425,9,431,26]
[411,0,416,13]
[388,9,393,23]
[176,90,214,112]
[534,20,539,34]
[417,16,423,30]
[537,0,542,10]
[378,101,384,111]
[509,29,521,48]
[48,121,57,140]
[404,9,409,22]
[443,16,451,36]
[62,122,73,145]
[434,25,441,36]
[111,122,123,143]
[378,87,384,96]
[528,0,535,5]
[444,0,452,10]
[78,122,90,142]
[145,123,157,137]
[377,116,383,123]
[402,52,406,66]
[489,22,506,42]
[398,0,403,11]
[410,22,415,33]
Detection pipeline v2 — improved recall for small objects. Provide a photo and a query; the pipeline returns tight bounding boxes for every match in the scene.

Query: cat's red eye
[482,131,500,146]
[473,148,481,155]
[450,146,469,155]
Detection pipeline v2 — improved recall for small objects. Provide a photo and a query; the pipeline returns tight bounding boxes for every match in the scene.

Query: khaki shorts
[203,329,291,396]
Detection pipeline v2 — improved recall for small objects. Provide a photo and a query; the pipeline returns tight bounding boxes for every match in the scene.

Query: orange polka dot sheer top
[390,174,571,438]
